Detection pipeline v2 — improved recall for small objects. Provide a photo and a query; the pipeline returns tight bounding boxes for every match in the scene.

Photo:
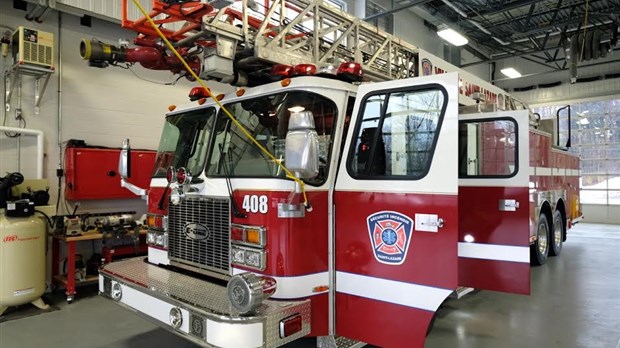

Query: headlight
[147,232,156,245]
[156,233,166,247]
[231,246,265,271]
[231,247,245,264]
[245,250,263,268]
[227,273,276,314]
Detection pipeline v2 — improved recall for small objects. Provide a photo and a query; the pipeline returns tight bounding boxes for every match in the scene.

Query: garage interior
[1,0,619,347]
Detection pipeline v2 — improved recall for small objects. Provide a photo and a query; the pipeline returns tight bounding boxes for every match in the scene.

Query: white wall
[582,204,620,225]
[0,3,229,216]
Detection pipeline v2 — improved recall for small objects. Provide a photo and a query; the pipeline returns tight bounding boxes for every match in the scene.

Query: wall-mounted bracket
[5,63,54,115]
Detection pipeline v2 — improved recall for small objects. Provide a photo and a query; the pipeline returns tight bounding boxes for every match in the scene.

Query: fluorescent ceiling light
[500,67,522,78]
[577,118,590,125]
[437,27,468,46]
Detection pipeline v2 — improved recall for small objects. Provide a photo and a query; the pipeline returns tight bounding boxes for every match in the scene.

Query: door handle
[422,218,444,228]
[499,199,519,211]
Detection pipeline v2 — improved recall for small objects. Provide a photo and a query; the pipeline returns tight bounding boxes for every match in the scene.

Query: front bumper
[99,257,311,348]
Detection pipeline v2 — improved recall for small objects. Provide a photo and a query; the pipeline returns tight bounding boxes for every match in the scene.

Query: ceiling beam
[476,0,619,33]
[466,0,540,18]
[363,0,433,21]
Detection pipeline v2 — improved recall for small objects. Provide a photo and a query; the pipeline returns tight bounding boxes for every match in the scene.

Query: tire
[531,213,550,266]
[549,210,564,257]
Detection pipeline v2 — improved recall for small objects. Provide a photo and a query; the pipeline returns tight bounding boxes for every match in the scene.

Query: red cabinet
[65,147,156,200]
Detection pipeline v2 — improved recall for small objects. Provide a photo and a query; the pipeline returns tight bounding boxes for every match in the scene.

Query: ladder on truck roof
[121,0,419,82]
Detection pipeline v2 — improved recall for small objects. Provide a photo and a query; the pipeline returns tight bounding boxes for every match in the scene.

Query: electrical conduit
[0,126,44,179]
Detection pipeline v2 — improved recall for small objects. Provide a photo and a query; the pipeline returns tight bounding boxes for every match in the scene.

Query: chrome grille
[168,196,230,274]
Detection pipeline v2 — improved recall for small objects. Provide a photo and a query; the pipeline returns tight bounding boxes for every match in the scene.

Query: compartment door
[458,110,531,294]
[334,73,460,347]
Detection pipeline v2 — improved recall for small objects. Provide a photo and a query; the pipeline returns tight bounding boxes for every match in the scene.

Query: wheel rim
[554,219,562,249]
[538,223,548,255]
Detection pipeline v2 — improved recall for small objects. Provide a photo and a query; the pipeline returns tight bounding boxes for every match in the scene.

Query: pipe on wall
[0,126,44,179]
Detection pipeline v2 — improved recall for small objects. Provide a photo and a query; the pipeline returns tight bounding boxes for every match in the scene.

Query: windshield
[152,107,217,178]
[206,92,338,185]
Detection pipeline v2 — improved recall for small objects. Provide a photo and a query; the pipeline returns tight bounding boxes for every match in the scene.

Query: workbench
[51,230,147,303]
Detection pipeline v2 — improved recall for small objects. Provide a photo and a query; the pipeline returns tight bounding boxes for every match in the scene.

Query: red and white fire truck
[84,1,582,347]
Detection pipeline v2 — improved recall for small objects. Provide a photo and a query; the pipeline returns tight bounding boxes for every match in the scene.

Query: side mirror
[285,111,319,179]
[118,138,131,179]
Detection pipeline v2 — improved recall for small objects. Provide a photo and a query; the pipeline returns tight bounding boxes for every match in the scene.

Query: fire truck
[82,0,582,347]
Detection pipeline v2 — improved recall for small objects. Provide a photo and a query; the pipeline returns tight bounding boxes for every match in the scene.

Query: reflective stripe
[458,242,529,263]
[529,167,579,177]
[335,271,452,312]
[232,268,329,299]
[533,167,552,176]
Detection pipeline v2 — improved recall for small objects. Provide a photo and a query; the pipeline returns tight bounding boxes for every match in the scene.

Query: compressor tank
[0,209,47,314]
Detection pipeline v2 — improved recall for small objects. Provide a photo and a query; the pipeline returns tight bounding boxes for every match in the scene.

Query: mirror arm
[121,177,147,200]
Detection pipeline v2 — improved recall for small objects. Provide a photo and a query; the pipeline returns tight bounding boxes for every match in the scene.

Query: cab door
[334,73,460,348]
[458,110,531,294]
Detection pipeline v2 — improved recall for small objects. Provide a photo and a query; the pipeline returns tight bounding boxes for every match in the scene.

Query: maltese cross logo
[367,211,414,265]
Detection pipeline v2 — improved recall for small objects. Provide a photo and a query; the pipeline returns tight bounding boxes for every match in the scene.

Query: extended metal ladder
[122,0,420,81]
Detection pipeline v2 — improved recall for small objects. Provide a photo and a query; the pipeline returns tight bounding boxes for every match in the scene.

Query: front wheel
[531,213,550,266]
[549,210,564,256]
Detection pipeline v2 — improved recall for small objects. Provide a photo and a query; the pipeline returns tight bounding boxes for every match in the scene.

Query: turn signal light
[230,225,266,246]
[231,227,244,241]
[246,229,261,244]
[147,214,166,230]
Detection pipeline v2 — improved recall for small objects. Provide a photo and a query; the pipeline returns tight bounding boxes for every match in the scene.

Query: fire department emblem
[367,211,413,265]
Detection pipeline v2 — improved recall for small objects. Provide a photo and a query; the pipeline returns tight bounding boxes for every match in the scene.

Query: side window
[458,119,518,177]
[348,87,447,178]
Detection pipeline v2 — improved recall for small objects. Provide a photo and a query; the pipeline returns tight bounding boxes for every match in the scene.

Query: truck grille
[168,196,230,274]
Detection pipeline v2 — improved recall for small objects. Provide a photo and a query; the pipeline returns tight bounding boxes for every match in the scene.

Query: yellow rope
[130,0,309,206]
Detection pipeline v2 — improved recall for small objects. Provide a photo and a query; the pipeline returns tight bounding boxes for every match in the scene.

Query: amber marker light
[198,98,207,105]
[216,94,225,101]
[168,105,176,111]
[236,89,246,97]
[246,229,262,244]
[281,78,291,87]
[313,285,329,293]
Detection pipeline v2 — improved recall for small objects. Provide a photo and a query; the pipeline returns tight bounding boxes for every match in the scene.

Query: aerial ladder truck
[79,0,582,347]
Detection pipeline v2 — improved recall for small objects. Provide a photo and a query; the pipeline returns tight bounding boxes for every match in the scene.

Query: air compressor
[0,172,49,316]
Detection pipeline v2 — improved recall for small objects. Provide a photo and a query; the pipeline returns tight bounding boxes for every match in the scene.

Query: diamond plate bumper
[99,257,311,348]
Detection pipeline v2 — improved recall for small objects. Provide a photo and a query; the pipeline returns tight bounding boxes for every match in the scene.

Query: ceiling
[385,0,620,74]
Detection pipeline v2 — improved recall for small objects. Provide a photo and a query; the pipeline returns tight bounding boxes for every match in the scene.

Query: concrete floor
[0,223,618,348]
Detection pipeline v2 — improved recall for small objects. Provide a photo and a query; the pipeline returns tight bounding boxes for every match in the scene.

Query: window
[533,98,620,205]
[348,87,447,178]
[206,92,338,186]
[152,108,217,178]
[459,119,518,177]
[366,1,393,34]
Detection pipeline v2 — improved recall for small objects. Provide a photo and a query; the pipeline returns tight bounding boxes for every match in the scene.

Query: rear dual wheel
[549,210,564,257]
[531,214,549,266]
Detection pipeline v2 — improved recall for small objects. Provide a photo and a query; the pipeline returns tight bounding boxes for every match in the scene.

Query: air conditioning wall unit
[12,26,54,68]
